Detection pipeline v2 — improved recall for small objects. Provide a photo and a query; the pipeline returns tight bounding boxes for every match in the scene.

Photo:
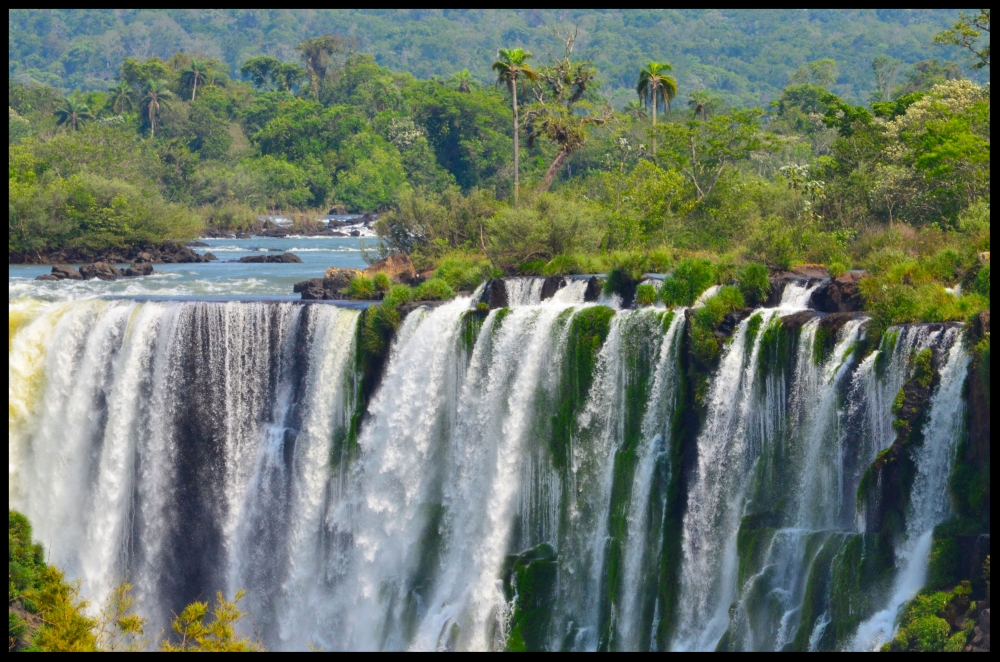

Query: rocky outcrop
[540,276,566,301]
[124,262,154,277]
[363,254,417,283]
[236,253,302,263]
[583,276,602,302]
[294,267,364,300]
[51,264,82,280]
[80,262,123,280]
[968,607,990,652]
[480,279,509,309]
[13,242,213,265]
[810,272,864,312]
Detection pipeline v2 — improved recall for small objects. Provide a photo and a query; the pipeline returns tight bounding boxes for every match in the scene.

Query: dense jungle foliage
[7,11,991,325]
[8,9,987,106]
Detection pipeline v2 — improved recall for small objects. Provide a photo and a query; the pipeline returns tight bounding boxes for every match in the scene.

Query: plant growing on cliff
[659,258,716,307]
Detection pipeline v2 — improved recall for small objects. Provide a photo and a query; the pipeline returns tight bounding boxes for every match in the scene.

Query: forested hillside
[8,9,986,106]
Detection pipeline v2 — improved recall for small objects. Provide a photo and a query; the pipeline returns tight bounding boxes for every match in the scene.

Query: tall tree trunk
[510,78,519,206]
[538,146,571,192]
[191,73,198,102]
[652,87,658,155]
[149,102,156,137]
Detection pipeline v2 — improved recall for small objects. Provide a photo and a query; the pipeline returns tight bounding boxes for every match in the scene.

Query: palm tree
[109,82,135,115]
[140,80,174,137]
[181,59,209,101]
[451,68,476,93]
[688,90,711,120]
[636,61,678,125]
[493,48,538,205]
[54,98,94,131]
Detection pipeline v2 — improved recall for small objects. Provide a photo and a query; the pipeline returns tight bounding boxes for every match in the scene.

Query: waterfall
[7,281,974,651]
[850,328,969,651]
[9,299,360,640]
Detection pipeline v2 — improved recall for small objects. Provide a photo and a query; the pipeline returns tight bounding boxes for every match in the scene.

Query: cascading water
[8,276,975,651]
[9,299,360,640]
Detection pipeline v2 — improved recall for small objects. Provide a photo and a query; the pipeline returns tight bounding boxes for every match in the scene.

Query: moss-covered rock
[502,544,558,652]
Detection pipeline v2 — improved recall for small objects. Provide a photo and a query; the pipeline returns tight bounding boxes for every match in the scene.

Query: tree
[241,55,282,90]
[788,58,838,88]
[493,47,538,205]
[109,82,135,114]
[139,79,174,137]
[687,90,722,120]
[935,9,990,69]
[297,35,351,101]
[636,60,677,124]
[54,97,94,131]
[871,54,902,103]
[181,59,209,101]
[658,108,776,200]
[450,68,477,93]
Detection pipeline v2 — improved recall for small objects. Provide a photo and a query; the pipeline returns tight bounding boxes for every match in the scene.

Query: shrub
[828,260,849,278]
[542,253,605,276]
[689,286,746,365]
[659,258,716,306]
[635,284,657,306]
[434,253,498,290]
[372,272,392,293]
[383,284,412,306]
[412,278,455,301]
[346,276,377,300]
[736,262,771,307]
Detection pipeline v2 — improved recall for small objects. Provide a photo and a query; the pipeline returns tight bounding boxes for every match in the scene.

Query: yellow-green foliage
[372,271,392,293]
[346,275,377,300]
[689,286,746,365]
[542,253,606,275]
[433,253,498,290]
[735,262,770,307]
[635,284,657,306]
[412,278,455,301]
[9,510,97,652]
[160,590,261,652]
[891,582,977,652]
[659,258,716,307]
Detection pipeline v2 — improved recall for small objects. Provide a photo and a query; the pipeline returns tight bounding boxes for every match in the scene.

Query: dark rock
[327,219,349,228]
[330,231,348,236]
[328,205,347,215]
[185,241,210,247]
[35,274,59,281]
[134,251,154,263]
[583,276,602,302]
[294,278,327,300]
[237,253,303,264]
[200,226,235,238]
[810,272,864,312]
[718,308,756,338]
[350,230,361,237]
[124,262,154,277]
[80,262,122,280]
[540,276,566,301]
[258,227,290,238]
[818,311,864,337]
[51,264,82,280]
[203,252,218,261]
[324,267,363,290]
[781,309,819,332]
[480,279,508,309]
[235,232,251,239]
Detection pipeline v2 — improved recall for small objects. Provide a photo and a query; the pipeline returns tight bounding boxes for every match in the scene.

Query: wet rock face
[124,262,154,277]
[540,276,566,301]
[810,273,863,312]
[480,279,509,309]
[583,276,602,302]
[236,253,303,263]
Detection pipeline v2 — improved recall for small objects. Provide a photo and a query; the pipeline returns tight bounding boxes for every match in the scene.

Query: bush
[412,277,455,301]
[828,260,849,278]
[689,286,746,365]
[434,253,499,290]
[383,284,412,306]
[635,284,657,306]
[659,258,716,306]
[736,262,770,307]
[373,272,392,293]
[744,216,799,270]
[346,276,378,300]
[542,253,605,276]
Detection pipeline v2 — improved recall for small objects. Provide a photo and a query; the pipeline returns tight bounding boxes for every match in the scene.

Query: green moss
[824,533,895,648]
[891,584,979,652]
[812,324,834,365]
[912,348,934,388]
[891,388,906,415]
[689,286,745,366]
[745,313,763,345]
[873,329,899,378]
[549,306,615,471]
[502,544,558,652]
